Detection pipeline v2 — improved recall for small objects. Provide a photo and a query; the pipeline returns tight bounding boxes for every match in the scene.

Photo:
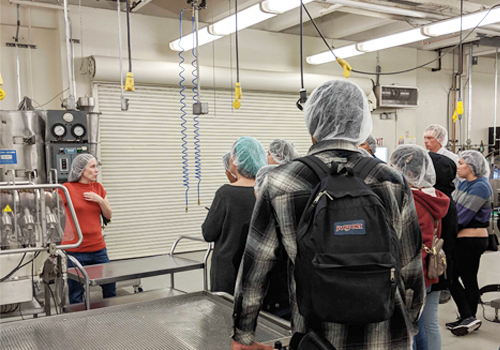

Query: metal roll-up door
[95,82,309,260]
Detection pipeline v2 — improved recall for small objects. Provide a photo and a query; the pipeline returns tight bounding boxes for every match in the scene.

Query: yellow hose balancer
[0,73,5,101]
[233,82,242,109]
[337,58,352,78]
[125,72,135,92]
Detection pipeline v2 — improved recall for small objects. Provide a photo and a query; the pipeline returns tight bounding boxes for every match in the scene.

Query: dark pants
[449,237,488,319]
[67,247,116,304]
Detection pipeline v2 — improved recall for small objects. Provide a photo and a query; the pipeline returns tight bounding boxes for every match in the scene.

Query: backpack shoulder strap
[352,155,383,181]
[296,155,331,181]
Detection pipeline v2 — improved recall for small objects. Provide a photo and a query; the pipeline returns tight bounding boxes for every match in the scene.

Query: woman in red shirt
[61,154,114,304]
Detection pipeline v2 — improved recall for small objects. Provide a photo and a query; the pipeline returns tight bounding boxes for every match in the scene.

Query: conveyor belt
[0,292,291,350]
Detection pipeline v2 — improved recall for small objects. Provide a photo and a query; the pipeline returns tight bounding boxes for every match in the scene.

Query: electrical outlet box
[193,103,209,115]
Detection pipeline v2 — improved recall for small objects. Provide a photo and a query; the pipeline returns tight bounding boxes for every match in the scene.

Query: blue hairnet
[255,165,278,196]
[68,154,96,182]
[390,144,436,188]
[304,80,372,144]
[268,139,300,164]
[230,137,267,179]
[459,150,490,178]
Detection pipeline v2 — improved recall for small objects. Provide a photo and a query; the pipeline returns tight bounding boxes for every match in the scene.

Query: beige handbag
[422,209,447,280]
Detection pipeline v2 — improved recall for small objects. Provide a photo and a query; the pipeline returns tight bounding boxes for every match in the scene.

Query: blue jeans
[67,248,116,304]
[413,287,441,350]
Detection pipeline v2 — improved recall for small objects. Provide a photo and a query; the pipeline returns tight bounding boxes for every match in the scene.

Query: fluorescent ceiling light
[357,28,429,52]
[422,8,500,37]
[209,4,276,36]
[261,0,315,15]
[306,45,363,65]
[169,27,222,51]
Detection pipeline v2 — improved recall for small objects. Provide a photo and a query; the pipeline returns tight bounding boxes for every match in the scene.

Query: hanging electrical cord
[15,4,22,103]
[124,0,135,92]
[191,14,202,206]
[455,0,465,135]
[233,0,242,109]
[302,2,500,77]
[296,0,307,111]
[179,9,190,213]
[116,0,128,111]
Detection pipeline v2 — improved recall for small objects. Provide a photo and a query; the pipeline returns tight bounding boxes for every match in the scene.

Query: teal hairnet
[304,80,372,144]
[68,154,96,182]
[255,165,278,196]
[230,137,267,179]
[459,150,490,178]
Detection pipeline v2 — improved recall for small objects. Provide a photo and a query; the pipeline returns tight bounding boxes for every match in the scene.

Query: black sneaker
[451,317,482,336]
[445,319,462,330]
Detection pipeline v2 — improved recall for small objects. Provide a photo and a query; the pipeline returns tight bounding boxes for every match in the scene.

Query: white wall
[1,1,499,155]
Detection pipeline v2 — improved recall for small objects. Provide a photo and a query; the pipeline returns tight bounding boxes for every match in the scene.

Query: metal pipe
[116,0,126,109]
[66,254,90,310]
[63,0,76,108]
[15,4,22,104]
[169,235,212,291]
[194,4,202,102]
[0,184,83,254]
[494,48,498,163]
[467,44,473,148]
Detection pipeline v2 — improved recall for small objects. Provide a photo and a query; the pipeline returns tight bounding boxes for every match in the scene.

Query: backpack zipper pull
[313,191,333,205]
[390,268,396,283]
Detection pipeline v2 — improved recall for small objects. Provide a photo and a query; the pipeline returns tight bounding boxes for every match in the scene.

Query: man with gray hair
[231,80,424,350]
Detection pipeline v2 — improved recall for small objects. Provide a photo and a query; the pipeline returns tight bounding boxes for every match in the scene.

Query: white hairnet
[390,144,436,188]
[362,135,377,154]
[68,154,96,182]
[424,124,448,147]
[304,80,372,144]
[255,165,278,196]
[268,139,300,164]
[230,136,267,179]
[459,150,490,178]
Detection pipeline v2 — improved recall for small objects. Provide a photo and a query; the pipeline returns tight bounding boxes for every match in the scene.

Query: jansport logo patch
[334,220,366,235]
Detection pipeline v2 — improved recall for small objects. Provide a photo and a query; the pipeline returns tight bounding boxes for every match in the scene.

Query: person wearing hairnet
[358,135,377,157]
[424,125,459,164]
[59,154,114,304]
[390,145,450,350]
[202,137,267,296]
[447,150,492,336]
[223,151,237,183]
[267,139,300,165]
[231,80,424,350]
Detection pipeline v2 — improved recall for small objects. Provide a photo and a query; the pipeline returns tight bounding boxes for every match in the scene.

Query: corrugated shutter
[95,83,310,260]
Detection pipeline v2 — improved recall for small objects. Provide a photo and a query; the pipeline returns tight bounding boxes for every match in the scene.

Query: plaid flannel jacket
[233,140,425,350]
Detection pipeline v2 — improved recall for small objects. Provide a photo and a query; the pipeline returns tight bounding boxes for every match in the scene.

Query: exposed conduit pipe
[63,0,76,109]
[467,44,473,149]
[15,4,22,104]
[494,48,498,162]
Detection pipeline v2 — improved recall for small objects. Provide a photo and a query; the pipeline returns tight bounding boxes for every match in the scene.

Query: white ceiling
[26,0,500,55]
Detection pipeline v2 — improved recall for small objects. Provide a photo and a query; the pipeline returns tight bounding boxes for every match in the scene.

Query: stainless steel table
[0,292,291,350]
[66,236,212,310]
[67,255,204,286]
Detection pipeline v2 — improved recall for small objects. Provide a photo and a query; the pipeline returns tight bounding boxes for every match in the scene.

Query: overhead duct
[88,55,375,96]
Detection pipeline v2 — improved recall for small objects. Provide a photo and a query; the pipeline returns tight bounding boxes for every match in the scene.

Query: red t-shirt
[59,182,107,253]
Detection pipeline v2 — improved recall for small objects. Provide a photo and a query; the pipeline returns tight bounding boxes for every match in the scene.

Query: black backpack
[295,154,401,325]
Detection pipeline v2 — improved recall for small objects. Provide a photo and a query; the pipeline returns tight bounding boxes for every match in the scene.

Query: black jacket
[429,152,459,291]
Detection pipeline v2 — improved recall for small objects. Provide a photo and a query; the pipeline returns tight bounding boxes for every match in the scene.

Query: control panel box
[46,110,89,182]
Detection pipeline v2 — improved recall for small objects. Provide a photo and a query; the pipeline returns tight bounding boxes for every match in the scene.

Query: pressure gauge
[62,112,74,123]
[71,124,86,138]
[51,124,67,138]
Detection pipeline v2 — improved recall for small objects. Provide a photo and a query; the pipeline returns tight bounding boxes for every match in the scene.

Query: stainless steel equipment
[0,291,292,349]
[0,111,46,184]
